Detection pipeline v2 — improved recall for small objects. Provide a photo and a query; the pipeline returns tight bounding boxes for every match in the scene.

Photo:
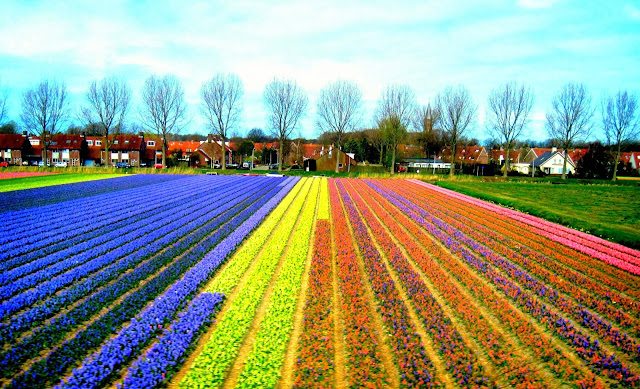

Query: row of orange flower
[348,178,551,388]
[390,180,640,355]
[371,180,639,386]
[293,220,335,389]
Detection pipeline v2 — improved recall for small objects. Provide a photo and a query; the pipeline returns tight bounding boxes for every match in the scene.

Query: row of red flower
[414,183,640,326]
[342,178,494,388]
[348,178,551,388]
[372,181,639,386]
[388,180,640,355]
[417,181,640,294]
[336,179,441,388]
[293,220,335,389]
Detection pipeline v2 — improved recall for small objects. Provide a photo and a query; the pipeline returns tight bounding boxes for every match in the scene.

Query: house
[522,148,551,163]
[84,136,104,166]
[531,148,576,175]
[46,134,88,167]
[404,158,450,171]
[630,152,640,172]
[439,146,489,165]
[196,135,233,168]
[0,132,31,165]
[109,134,146,167]
[313,147,356,172]
[489,149,522,166]
[397,144,425,159]
[168,141,201,161]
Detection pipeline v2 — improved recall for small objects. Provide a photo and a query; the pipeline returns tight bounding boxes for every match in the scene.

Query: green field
[0,173,122,192]
[436,179,640,249]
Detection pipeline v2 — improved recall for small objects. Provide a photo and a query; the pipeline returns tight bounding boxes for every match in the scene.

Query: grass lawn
[436,179,640,249]
[0,173,123,193]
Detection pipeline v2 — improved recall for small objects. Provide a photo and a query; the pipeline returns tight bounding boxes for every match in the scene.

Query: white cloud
[518,0,559,9]
[625,4,640,20]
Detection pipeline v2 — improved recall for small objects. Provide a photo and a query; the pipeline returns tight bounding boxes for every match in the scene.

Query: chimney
[138,131,144,139]
[22,130,28,138]
[207,134,213,143]
[551,147,557,153]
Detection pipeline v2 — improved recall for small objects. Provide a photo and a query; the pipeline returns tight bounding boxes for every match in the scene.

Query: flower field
[1,175,640,388]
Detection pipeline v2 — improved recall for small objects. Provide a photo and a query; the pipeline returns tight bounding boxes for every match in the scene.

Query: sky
[0,0,639,142]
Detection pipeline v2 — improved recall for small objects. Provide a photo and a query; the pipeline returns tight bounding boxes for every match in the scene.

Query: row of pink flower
[410,180,640,274]
[410,179,640,262]
[0,172,56,180]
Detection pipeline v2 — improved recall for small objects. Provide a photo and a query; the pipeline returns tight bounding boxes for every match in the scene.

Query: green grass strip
[235,178,319,388]
[0,173,122,192]
[317,177,329,220]
[206,179,305,295]
[180,178,312,389]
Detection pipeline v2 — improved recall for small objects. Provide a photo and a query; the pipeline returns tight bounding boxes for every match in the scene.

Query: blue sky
[0,0,639,142]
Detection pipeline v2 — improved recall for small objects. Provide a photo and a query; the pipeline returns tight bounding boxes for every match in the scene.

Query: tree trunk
[42,145,48,167]
[390,142,396,174]
[162,137,166,168]
[335,144,340,174]
[561,152,568,179]
[105,142,110,167]
[221,136,227,170]
[612,143,621,181]
[503,145,510,178]
[278,140,283,172]
[378,144,384,165]
[449,141,456,176]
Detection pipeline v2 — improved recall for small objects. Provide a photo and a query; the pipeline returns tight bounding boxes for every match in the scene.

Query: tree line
[0,74,637,178]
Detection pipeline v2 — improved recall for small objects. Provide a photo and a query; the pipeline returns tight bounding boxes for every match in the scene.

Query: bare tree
[21,79,70,165]
[375,84,416,174]
[140,74,188,168]
[81,76,131,167]
[201,73,244,170]
[486,82,534,177]
[316,80,363,172]
[435,85,477,176]
[546,83,594,179]
[602,90,639,180]
[414,103,443,159]
[263,78,308,172]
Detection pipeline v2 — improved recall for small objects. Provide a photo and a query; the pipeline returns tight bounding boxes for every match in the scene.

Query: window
[66,140,71,144]
[147,141,155,147]
[96,140,102,146]
[114,140,119,144]
[124,140,129,144]
[87,140,93,146]
[338,163,343,168]
[186,148,191,152]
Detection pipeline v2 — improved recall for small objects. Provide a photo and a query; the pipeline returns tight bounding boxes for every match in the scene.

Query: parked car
[227,163,239,169]
[269,163,279,170]
[240,162,251,170]
[213,163,221,169]
[153,163,164,169]
[0,161,8,167]
[54,161,68,168]
[115,162,131,169]
[38,161,50,167]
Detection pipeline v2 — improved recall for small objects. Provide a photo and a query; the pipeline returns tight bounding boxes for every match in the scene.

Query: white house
[532,148,576,175]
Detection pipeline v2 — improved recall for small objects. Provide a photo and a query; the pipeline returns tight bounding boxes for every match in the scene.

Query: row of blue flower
[0,177,244,311]
[0,177,267,346]
[0,176,281,381]
[0,176,220,284]
[3,176,297,388]
[0,175,217,262]
[0,173,184,213]
[54,177,299,389]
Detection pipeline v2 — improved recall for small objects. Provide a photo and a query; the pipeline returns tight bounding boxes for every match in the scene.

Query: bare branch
[140,74,189,168]
[545,82,594,178]
[602,90,639,180]
[316,80,363,172]
[200,73,244,169]
[0,81,8,125]
[263,78,308,172]
[435,85,477,175]
[486,81,534,176]
[82,76,131,166]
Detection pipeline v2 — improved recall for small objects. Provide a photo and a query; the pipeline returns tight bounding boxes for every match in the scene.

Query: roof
[109,134,144,151]
[532,151,576,167]
[489,149,521,162]
[439,145,487,163]
[0,134,29,149]
[168,141,201,153]
[568,148,588,163]
[48,134,86,150]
